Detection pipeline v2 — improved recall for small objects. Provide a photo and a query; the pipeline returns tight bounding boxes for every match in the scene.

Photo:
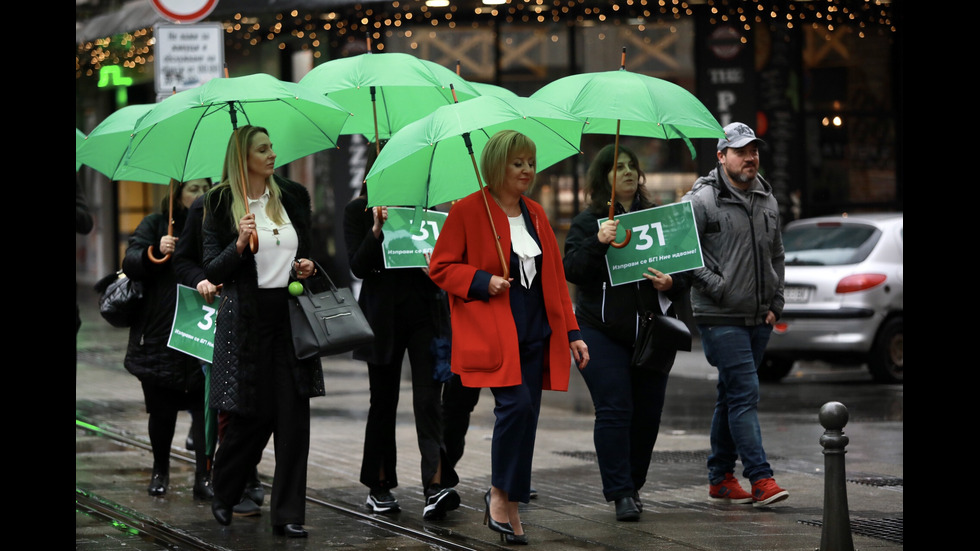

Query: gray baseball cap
[717,122,765,151]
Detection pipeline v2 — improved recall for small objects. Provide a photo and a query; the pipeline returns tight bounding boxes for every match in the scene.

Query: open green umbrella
[125,73,352,184]
[365,94,586,277]
[76,105,172,184]
[298,52,481,154]
[124,72,351,255]
[76,128,86,171]
[531,50,724,247]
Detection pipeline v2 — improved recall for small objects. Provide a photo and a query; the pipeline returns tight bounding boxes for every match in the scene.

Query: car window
[783,223,881,266]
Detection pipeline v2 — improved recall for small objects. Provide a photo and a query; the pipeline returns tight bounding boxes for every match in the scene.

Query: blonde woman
[429,130,589,544]
[202,125,325,538]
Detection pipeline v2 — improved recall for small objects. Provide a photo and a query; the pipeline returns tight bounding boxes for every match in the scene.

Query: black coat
[202,176,325,415]
[343,197,445,365]
[122,209,204,392]
[173,195,207,289]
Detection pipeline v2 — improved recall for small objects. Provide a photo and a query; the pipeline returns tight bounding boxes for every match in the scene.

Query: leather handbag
[95,270,144,328]
[288,262,375,360]
[631,311,692,374]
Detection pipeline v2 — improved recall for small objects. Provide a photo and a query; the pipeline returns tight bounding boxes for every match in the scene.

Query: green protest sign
[382,207,447,269]
[167,284,218,362]
[604,202,703,286]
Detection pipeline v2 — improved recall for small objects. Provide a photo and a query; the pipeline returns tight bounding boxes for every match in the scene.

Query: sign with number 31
[168,284,217,362]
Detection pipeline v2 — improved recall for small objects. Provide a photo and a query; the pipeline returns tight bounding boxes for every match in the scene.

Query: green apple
[288,281,305,296]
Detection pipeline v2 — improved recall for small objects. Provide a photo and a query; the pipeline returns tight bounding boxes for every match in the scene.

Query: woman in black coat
[202,125,324,538]
[123,178,211,499]
[342,142,460,520]
[562,144,688,522]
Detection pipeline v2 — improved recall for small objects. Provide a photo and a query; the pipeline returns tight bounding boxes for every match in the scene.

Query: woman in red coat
[429,130,589,544]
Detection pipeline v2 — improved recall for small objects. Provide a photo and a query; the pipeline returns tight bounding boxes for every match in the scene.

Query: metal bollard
[819,401,855,551]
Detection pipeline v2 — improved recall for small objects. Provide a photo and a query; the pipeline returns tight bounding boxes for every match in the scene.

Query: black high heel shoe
[211,500,232,526]
[504,532,529,545]
[273,524,308,538]
[483,489,515,536]
[147,470,169,497]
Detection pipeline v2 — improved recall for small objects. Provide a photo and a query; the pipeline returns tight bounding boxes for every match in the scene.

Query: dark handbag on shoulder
[631,311,692,374]
[288,261,375,360]
[95,270,144,328]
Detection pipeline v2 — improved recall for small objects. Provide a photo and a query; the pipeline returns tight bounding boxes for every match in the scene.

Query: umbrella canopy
[298,52,481,146]
[468,82,519,100]
[530,68,725,144]
[124,72,352,183]
[76,105,172,184]
[76,128,85,171]
[365,94,585,210]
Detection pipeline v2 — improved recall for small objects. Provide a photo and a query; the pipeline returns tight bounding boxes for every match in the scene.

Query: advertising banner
[167,284,218,362]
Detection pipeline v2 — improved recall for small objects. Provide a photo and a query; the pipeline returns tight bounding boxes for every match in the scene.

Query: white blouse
[508,214,541,289]
[249,189,297,289]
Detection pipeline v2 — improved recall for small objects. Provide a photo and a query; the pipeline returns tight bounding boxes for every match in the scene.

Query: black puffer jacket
[563,202,688,349]
[202,176,325,415]
[123,210,204,392]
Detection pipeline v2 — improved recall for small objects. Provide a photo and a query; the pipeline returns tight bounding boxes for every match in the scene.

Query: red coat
[429,189,579,390]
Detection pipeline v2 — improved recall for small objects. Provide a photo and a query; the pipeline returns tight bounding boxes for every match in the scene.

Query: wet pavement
[76,286,903,550]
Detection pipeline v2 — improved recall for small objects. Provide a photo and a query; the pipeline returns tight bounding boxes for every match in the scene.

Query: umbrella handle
[235,137,259,254]
[148,179,176,263]
[464,134,509,280]
[609,122,631,249]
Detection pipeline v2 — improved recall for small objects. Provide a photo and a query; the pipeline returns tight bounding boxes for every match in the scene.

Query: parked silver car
[761,213,903,383]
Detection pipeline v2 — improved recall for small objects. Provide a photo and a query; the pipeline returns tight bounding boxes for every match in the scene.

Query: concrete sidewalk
[76,286,903,550]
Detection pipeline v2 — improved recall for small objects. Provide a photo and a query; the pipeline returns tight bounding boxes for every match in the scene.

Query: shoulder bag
[96,270,144,328]
[288,261,375,359]
[631,311,692,375]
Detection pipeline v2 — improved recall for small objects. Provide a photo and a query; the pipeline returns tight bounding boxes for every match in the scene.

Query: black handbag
[95,270,144,328]
[288,262,375,360]
[631,311,692,374]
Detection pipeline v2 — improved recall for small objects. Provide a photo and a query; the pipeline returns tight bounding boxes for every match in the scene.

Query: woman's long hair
[210,125,286,232]
[584,144,653,212]
[480,130,537,195]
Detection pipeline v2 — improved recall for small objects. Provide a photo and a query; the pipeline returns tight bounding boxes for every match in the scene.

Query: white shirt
[249,189,297,289]
[508,214,541,289]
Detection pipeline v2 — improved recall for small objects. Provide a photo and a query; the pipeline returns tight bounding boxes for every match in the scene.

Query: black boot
[147,469,169,497]
[193,469,213,500]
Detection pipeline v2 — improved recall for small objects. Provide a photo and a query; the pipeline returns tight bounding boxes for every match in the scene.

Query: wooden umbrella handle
[609,121,631,249]
[148,179,176,263]
[235,137,259,254]
[463,133,509,280]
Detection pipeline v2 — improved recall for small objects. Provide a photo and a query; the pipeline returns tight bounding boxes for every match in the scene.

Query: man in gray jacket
[682,122,788,508]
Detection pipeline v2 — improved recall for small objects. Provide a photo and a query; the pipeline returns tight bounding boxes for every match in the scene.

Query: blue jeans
[698,324,774,485]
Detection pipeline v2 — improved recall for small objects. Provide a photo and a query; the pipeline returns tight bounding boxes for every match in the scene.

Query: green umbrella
[76,128,86,171]
[76,105,172,184]
[531,50,724,247]
[125,73,352,184]
[469,82,520,100]
[298,52,481,153]
[125,72,351,255]
[365,94,585,278]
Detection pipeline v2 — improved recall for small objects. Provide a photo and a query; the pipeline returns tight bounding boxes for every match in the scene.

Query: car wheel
[868,317,903,383]
[758,354,794,382]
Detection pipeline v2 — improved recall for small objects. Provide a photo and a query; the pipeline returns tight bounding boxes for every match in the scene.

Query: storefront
[76,0,902,286]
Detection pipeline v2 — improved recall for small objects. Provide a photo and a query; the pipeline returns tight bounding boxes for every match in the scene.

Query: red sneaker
[708,473,753,504]
[751,477,789,507]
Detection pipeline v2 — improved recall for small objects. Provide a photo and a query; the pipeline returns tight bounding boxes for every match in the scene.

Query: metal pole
[819,401,855,551]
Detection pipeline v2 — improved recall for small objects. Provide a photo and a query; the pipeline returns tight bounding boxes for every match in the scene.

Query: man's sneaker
[708,473,753,504]
[422,485,460,520]
[366,489,400,513]
[232,496,261,517]
[751,477,789,507]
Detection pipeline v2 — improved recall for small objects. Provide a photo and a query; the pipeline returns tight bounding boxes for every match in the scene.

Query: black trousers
[212,288,310,526]
[360,301,450,492]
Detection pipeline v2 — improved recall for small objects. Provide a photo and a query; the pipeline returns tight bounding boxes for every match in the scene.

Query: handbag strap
[295,259,346,303]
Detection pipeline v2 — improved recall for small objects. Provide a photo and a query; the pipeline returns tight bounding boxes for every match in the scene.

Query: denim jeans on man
[698,323,774,485]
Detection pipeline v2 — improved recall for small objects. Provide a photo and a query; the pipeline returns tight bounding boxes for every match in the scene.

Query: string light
[76,0,896,79]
